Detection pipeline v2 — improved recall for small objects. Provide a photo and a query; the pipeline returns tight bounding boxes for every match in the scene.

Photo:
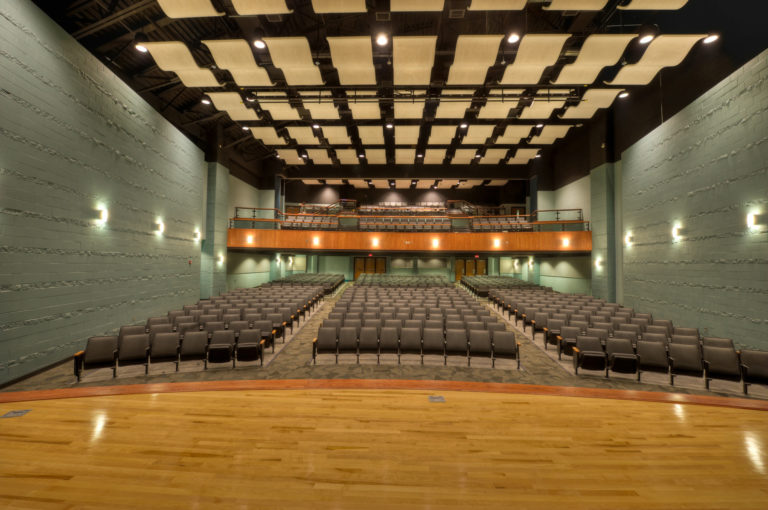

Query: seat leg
[113,361,118,378]
[743,381,749,395]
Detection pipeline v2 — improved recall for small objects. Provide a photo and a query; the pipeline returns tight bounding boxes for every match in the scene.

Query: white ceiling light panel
[203,39,272,86]
[553,34,637,85]
[395,149,416,164]
[479,149,509,164]
[500,34,571,85]
[462,125,495,144]
[312,0,367,12]
[390,0,445,11]
[606,35,706,86]
[543,0,609,10]
[561,89,622,119]
[322,126,352,145]
[335,149,360,164]
[497,125,534,144]
[277,149,305,165]
[143,42,219,87]
[457,179,484,188]
[287,127,320,145]
[157,0,223,18]
[347,92,381,119]
[231,0,291,14]
[301,179,323,185]
[618,0,689,9]
[328,37,376,85]
[264,37,323,85]
[416,179,436,189]
[393,36,437,85]
[250,127,287,145]
[207,92,259,120]
[446,35,503,85]
[325,179,346,185]
[395,125,421,145]
[422,149,447,164]
[530,125,572,144]
[307,149,333,165]
[358,126,385,145]
[518,99,566,119]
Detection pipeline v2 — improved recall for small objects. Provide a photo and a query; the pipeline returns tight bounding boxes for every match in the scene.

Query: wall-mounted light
[528,257,534,269]
[217,254,225,265]
[312,236,320,246]
[372,237,379,247]
[432,238,439,249]
[246,234,254,244]
[288,256,293,266]
[93,204,109,226]
[154,219,165,235]
[747,213,766,232]
[562,238,570,248]
[276,255,281,265]
[595,256,603,270]
[513,259,519,270]
[194,229,201,242]
[625,232,633,247]
[493,238,501,248]
[672,223,686,242]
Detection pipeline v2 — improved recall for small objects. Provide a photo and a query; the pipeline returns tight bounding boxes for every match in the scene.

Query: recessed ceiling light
[253,39,266,49]
[507,33,520,44]
[417,154,423,158]
[618,91,630,99]
[376,33,389,46]
[703,34,720,44]
[134,33,148,53]
[460,123,468,129]
[358,154,365,158]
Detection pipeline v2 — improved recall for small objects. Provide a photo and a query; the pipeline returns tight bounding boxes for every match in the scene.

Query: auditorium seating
[355,274,452,287]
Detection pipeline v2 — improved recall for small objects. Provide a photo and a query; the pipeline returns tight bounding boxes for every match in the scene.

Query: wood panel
[364,257,375,273]
[229,229,592,253]
[1,388,767,509]
[465,259,476,276]
[454,259,465,281]
[354,257,365,280]
[476,259,487,275]
[375,257,386,273]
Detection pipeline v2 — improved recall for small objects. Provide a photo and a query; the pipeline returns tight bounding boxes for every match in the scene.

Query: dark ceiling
[32,0,768,187]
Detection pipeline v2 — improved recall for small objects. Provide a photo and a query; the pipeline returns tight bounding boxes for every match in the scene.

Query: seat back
[337,326,359,351]
[83,336,118,364]
[674,327,700,338]
[636,340,668,369]
[492,331,517,357]
[379,327,399,352]
[358,327,379,350]
[210,330,235,346]
[606,338,634,356]
[399,328,422,352]
[740,350,768,381]
[576,336,603,353]
[149,323,173,339]
[118,334,149,362]
[445,329,468,354]
[228,320,250,333]
[150,332,180,358]
[701,337,734,350]
[119,325,146,340]
[669,343,703,372]
[238,330,261,345]
[204,321,226,333]
[702,346,740,377]
[561,326,581,340]
[469,330,491,355]
[645,325,670,338]
[316,327,338,353]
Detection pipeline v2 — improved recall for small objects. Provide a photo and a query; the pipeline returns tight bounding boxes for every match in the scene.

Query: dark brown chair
[74,336,117,382]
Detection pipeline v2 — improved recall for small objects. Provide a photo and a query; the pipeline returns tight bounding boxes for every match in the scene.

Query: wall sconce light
[625,232,633,247]
[671,224,686,242]
[155,219,165,235]
[747,213,766,231]
[595,256,603,270]
[93,205,109,226]
[372,237,379,247]
[513,259,519,269]
[562,238,570,248]
[194,229,201,242]
[312,236,320,246]
[432,238,440,248]
[493,238,501,248]
[246,235,254,244]
[288,256,293,266]
[276,255,281,265]
[217,254,225,265]
[528,257,534,269]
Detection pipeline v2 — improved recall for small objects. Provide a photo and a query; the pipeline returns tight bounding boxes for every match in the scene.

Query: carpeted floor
[3,283,766,401]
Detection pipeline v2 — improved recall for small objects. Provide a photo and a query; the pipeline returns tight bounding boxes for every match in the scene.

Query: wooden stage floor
[1,380,767,509]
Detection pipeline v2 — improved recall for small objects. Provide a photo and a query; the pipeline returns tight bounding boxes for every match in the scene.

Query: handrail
[229,217,591,231]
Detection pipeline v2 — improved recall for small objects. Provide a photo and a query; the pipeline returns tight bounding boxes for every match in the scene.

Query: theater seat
[740,350,768,395]
[74,336,117,382]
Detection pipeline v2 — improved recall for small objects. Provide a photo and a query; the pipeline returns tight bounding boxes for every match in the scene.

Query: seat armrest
[572,347,581,354]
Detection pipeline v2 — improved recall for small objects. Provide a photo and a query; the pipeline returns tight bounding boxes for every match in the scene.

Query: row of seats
[265,274,345,293]
[470,218,533,233]
[354,274,453,287]
[358,216,451,232]
[282,215,338,230]
[462,276,542,296]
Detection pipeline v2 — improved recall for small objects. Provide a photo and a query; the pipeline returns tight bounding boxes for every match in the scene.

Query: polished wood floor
[1,387,767,509]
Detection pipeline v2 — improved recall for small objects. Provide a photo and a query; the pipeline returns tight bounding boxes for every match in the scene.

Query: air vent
[448,9,465,18]
[266,14,283,22]
[375,12,391,21]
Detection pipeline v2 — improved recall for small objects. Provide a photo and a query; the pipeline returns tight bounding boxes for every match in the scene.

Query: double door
[354,257,386,280]
[454,258,487,281]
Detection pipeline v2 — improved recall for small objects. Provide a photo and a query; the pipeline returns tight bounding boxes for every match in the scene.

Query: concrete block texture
[622,50,768,349]
[0,1,205,384]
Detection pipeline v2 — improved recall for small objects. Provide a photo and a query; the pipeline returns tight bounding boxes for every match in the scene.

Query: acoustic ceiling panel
[462,125,495,144]
[335,149,360,165]
[423,149,447,164]
[478,89,524,118]
[618,0,689,9]
[322,126,352,145]
[208,92,259,121]
[553,34,637,85]
[561,89,622,119]
[203,39,271,86]
[300,92,340,119]
[487,179,509,186]
[325,179,345,185]
[157,0,223,18]
[358,126,385,145]
[287,126,320,145]
[143,42,220,87]
[257,93,302,120]
[479,149,509,164]
[390,0,445,11]
[437,179,460,189]
[428,126,458,145]
[457,179,484,188]
[395,179,412,189]
[301,179,323,185]
[497,125,534,144]
[451,149,478,165]
[467,0,526,10]
[277,149,305,165]
[366,149,387,164]
[500,34,571,85]
[371,179,390,188]
[416,179,436,189]
[394,101,426,119]
[263,37,323,85]
[231,0,291,14]
[312,0,367,13]
[508,148,539,164]
[250,127,287,145]
[446,35,503,85]
[434,100,472,119]
[395,149,416,164]
[328,37,376,85]
[347,94,381,119]
[518,99,566,119]
[395,125,421,145]
[606,35,705,86]
[393,36,437,85]
[530,125,572,144]
[348,179,370,189]
[543,0,609,10]
[306,149,333,165]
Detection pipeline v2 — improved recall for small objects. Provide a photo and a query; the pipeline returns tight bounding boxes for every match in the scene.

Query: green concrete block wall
[200,162,228,299]
[590,163,616,301]
[622,49,768,349]
[0,1,205,384]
